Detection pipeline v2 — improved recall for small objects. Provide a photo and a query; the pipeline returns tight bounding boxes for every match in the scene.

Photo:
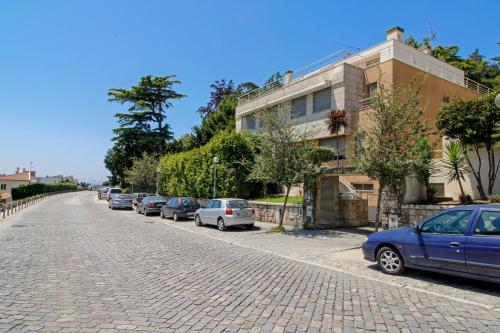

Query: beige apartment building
[235,26,495,221]
[0,167,36,203]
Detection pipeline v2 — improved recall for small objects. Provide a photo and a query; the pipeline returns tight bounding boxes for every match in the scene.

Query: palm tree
[442,140,469,202]
[325,109,349,168]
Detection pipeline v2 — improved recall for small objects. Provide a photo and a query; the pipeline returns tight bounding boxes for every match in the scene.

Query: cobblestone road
[1,192,499,332]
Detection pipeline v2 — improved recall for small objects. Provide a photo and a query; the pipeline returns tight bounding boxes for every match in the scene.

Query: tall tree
[354,81,427,230]
[250,107,334,230]
[325,109,349,168]
[442,140,469,202]
[197,79,235,117]
[124,152,159,193]
[436,92,500,198]
[414,137,438,204]
[108,75,185,156]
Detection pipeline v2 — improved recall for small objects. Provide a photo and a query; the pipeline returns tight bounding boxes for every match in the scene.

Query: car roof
[447,204,500,210]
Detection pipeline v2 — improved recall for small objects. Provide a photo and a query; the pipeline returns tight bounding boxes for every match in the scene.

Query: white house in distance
[0,167,36,202]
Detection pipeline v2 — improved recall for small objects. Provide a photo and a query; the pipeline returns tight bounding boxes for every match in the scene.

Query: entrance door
[318,176,336,225]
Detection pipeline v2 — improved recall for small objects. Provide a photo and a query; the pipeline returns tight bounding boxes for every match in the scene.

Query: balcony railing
[464,77,492,95]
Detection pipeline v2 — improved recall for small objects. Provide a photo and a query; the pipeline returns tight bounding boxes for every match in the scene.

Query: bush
[158,131,262,198]
[459,193,473,204]
[11,183,78,200]
[490,194,500,203]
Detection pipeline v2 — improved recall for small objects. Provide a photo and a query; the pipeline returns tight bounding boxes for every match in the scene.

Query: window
[313,88,331,113]
[475,211,500,236]
[227,200,250,209]
[0,184,6,190]
[352,183,374,191]
[291,96,307,118]
[367,82,378,97]
[319,137,346,157]
[420,210,473,234]
[443,97,450,104]
[204,200,214,208]
[212,200,221,209]
[243,115,256,130]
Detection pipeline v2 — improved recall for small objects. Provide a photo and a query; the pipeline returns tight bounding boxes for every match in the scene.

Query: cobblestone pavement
[1,192,500,332]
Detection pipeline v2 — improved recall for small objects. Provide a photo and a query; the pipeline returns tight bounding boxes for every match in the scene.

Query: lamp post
[156,166,160,195]
[213,156,219,199]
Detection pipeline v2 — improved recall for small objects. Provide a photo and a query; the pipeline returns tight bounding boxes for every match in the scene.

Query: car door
[404,209,475,272]
[466,209,500,278]
[200,200,214,224]
[140,198,148,213]
[164,199,173,217]
[210,200,222,224]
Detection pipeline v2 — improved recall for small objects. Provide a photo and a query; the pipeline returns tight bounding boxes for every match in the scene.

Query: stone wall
[402,204,458,226]
[248,201,304,227]
[339,199,369,227]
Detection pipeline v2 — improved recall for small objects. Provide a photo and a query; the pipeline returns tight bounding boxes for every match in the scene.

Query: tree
[354,81,427,230]
[442,140,469,202]
[250,107,334,230]
[108,75,185,156]
[436,92,500,198]
[124,152,159,193]
[414,137,438,204]
[197,79,235,117]
[325,109,349,168]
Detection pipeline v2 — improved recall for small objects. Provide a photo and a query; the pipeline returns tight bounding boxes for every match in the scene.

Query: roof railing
[464,77,492,95]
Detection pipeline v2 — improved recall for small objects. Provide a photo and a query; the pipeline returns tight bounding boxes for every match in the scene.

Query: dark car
[136,196,167,216]
[109,194,133,210]
[160,197,200,221]
[362,205,500,283]
[131,193,152,206]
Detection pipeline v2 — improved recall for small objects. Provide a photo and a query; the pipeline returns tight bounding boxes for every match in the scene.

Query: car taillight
[225,208,233,215]
[148,203,156,208]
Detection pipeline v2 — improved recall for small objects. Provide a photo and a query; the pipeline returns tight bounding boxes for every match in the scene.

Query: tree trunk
[279,186,291,229]
[336,129,340,169]
[455,166,466,203]
[464,145,486,199]
[375,182,383,232]
[487,144,499,196]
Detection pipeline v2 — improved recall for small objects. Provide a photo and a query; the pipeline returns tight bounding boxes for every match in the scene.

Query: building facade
[235,26,495,221]
[0,168,36,202]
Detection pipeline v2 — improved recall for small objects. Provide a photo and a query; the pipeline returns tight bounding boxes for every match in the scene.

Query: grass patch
[252,196,303,205]
[271,225,287,233]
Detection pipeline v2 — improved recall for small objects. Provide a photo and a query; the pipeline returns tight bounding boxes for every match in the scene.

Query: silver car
[109,194,133,210]
[104,187,122,201]
[194,199,255,231]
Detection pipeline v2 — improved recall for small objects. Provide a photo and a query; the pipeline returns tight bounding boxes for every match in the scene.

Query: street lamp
[213,156,219,199]
[156,166,160,195]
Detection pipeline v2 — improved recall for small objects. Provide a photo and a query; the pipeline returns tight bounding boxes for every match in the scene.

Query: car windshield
[148,196,166,202]
[110,189,122,194]
[181,198,195,206]
[115,194,131,199]
[227,200,250,209]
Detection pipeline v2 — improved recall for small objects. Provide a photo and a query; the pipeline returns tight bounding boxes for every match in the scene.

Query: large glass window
[367,82,378,97]
[243,115,256,130]
[291,96,307,118]
[420,210,473,234]
[475,211,500,236]
[313,88,331,113]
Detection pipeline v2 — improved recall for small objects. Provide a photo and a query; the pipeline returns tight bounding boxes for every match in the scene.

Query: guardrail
[464,77,492,95]
[0,190,75,221]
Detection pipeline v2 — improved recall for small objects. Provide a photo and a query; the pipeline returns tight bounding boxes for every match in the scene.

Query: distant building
[0,167,36,202]
[36,175,78,185]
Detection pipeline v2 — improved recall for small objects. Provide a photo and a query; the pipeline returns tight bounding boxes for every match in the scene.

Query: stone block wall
[402,204,458,226]
[248,201,304,227]
[339,199,369,226]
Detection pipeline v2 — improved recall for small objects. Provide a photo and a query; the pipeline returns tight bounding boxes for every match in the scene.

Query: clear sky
[1,0,498,183]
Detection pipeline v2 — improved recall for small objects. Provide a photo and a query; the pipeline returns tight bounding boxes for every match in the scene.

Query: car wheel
[377,246,405,275]
[217,217,226,231]
[195,215,203,226]
[173,213,178,222]
[245,224,254,230]
[160,211,165,219]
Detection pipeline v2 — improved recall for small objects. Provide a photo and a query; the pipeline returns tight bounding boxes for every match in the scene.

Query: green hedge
[158,131,261,198]
[11,183,78,200]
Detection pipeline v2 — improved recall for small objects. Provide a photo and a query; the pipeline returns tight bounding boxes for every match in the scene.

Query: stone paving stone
[0,192,499,332]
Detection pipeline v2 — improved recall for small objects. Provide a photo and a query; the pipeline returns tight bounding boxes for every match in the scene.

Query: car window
[475,211,500,236]
[110,189,122,194]
[204,200,214,208]
[227,200,250,209]
[212,200,221,209]
[116,194,131,199]
[421,210,473,234]
[181,198,194,206]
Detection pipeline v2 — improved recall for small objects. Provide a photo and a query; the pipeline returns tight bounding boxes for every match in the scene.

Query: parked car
[136,196,168,216]
[194,198,255,231]
[98,187,109,200]
[131,193,152,206]
[160,197,200,221]
[108,193,133,210]
[104,187,122,201]
[362,205,500,283]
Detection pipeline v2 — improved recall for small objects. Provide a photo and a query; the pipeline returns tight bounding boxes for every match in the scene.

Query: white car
[194,198,255,231]
[104,187,122,201]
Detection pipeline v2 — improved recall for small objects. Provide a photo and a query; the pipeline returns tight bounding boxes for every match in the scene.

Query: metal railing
[464,77,492,95]
[339,176,362,199]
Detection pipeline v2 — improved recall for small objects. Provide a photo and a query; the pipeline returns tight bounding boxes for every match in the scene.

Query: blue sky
[0,0,498,183]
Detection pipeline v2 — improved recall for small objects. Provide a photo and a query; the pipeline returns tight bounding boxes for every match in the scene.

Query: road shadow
[366,264,500,298]
[283,227,371,240]
[198,224,262,232]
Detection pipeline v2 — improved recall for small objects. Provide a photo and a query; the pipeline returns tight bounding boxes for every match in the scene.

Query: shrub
[489,194,500,203]
[158,131,261,198]
[459,193,473,204]
[11,183,78,200]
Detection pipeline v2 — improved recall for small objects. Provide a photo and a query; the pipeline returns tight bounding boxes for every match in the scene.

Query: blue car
[362,205,500,283]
